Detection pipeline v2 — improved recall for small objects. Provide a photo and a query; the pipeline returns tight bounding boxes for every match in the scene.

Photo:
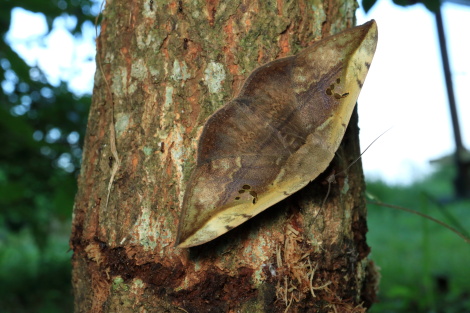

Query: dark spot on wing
[356,79,363,88]
[249,190,258,204]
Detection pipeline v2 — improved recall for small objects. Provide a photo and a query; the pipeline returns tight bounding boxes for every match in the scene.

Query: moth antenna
[315,127,392,222]
[312,179,332,223]
[336,127,392,178]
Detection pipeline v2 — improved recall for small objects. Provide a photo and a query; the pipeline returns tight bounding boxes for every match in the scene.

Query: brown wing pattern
[176,20,378,248]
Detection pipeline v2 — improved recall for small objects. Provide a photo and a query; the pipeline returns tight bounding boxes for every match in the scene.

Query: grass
[366,166,470,312]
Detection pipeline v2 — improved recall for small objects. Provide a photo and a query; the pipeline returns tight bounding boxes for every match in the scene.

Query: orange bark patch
[85,197,101,241]
[222,20,234,67]
[90,268,111,312]
[223,15,234,38]
[185,40,202,61]
[206,0,219,26]
[227,63,239,76]
[131,153,139,172]
[223,17,239,76]
[244,16,252,30]
[168,1,178,13]
[161,35,170,59]
[278,31,291,56]
[277,0,283,14]
[120,46,129,56]
[257,47,264,64]
[186,96,201,130]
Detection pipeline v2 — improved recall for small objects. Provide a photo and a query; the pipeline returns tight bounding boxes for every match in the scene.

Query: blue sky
[6,0,470,184]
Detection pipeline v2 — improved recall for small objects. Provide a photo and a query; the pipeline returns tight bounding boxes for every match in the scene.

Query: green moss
[112,276,129,291]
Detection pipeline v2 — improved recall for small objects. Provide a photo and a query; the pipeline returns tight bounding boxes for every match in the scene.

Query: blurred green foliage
[0,0,97,311]
[367,165,470,312]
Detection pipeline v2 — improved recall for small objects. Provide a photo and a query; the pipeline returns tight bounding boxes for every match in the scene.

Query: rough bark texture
[71,0,379,312]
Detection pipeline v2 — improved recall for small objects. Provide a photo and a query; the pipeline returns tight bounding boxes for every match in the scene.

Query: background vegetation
[0,0,96,312]
[367,166,470,312]
[0,0,468,312]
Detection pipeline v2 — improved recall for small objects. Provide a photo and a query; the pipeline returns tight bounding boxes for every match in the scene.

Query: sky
[5,0,470,185]
[356,1,470,184]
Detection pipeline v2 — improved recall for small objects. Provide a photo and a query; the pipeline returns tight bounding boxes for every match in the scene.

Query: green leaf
[362,0,378,13]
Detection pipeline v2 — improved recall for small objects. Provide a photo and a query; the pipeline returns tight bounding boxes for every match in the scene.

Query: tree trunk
[71,0,378,312]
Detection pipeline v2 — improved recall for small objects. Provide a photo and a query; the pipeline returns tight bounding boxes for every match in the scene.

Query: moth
[176,20,378,248]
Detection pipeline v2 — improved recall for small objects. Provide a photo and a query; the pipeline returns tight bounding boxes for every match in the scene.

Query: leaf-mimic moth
[176,20,378,248]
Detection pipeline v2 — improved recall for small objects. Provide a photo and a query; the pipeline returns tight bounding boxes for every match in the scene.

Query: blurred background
[0,0,469,312]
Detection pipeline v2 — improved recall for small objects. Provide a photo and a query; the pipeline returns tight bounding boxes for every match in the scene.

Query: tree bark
[71,0,379,312]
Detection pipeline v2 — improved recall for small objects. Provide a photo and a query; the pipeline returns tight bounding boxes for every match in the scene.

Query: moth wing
[176,20,378,248]
[177,84,306,247]
[176,56,331,247]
